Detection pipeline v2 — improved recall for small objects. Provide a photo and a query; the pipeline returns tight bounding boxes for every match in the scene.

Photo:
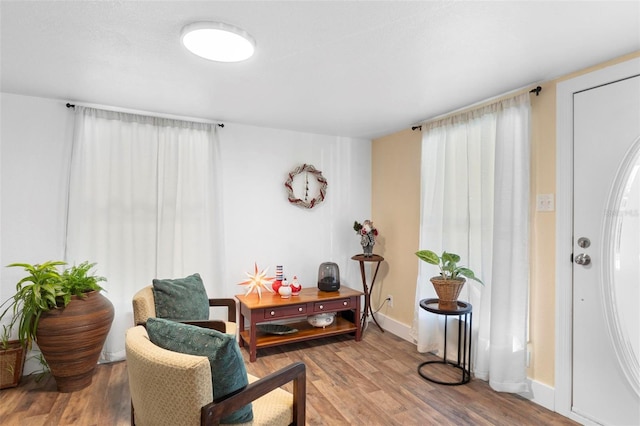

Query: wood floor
[0,326,578,426]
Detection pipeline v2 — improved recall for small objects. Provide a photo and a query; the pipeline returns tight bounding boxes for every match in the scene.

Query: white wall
[218,124,371,295]
[0,92,371,342]
[0,93,74,373]
[0,93,73,300]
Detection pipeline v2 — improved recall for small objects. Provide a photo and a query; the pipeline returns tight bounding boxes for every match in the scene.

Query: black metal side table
[418,298,472,385]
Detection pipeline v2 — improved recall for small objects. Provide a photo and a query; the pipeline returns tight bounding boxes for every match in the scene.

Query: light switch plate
[536,194,555,211]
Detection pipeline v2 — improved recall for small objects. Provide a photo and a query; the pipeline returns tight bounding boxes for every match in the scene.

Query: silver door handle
[575,253,591,265]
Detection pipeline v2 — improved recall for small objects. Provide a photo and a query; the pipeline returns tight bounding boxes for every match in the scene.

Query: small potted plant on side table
[415,250,484,309]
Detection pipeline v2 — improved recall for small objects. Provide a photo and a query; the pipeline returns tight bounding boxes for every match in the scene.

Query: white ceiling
[1,1,639,139]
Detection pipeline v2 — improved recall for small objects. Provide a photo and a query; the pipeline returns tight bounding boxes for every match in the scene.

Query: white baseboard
[371,312,414,343]
[374,313,557,413]
[520,379,555,411]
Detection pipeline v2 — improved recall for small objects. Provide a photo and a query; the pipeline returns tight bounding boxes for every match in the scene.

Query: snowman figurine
[290,276,302,296]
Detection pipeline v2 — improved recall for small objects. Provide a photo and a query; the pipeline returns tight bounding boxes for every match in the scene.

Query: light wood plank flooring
[0,326,578,425]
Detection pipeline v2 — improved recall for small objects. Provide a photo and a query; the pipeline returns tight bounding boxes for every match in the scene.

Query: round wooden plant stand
[351,254,385,333]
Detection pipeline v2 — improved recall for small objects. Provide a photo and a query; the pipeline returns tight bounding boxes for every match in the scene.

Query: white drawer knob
[298,307,303,312]
[343,301,348,306]
[270,311,275,316]
[319,305,324,310]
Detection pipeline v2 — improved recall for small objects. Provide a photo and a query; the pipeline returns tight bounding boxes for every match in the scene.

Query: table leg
[354,295,362,341]
[368,261,384,332]
[443,315,448,364]
[467,312,472,382]
[356,261,370,332]
[249,314,257,362]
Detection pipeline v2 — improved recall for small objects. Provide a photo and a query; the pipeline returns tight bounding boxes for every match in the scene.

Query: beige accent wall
[528,81,556,385]
[371,128,422,326]
[372,51,640,387]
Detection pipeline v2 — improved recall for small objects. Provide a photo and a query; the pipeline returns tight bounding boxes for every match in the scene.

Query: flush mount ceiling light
[181,22,255,62]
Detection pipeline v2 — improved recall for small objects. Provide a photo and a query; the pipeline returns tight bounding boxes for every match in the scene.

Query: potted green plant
[0,260,114,392]
[415,250,483,309]
[0,260,65,389]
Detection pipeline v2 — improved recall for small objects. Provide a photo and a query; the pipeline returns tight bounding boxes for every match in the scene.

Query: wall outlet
[387,294,393,308]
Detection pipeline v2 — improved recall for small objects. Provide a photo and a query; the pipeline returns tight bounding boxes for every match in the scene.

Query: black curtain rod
[411,125,422,131]
[66,103,224,128]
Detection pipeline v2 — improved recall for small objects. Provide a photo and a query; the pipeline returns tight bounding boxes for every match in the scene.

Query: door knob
[575,253,591,265]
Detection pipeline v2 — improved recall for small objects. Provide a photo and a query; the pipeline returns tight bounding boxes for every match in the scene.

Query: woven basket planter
[430,277,466,310]
[0,340,26,389]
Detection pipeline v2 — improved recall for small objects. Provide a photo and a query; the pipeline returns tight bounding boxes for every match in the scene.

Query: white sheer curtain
[411,93,531,392]
[65,106,224,361]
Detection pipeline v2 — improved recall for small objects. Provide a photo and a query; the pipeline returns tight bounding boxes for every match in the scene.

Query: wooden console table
[236,286,363,362]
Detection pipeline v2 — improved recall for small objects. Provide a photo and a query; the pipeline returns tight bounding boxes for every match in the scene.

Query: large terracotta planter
[36,291,114,392]
[430,277,466,310]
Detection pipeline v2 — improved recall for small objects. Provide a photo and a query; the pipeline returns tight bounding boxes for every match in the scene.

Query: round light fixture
[181,22,255,63]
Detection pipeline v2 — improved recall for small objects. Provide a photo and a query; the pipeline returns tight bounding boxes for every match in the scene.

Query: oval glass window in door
[603,136,640,397]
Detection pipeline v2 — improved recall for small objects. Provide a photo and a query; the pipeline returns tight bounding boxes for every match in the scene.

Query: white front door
[572,74,640,425]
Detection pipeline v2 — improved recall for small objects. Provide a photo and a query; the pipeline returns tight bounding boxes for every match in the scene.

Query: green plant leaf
[442,252,460,263]
[457,267,484,285]
[415,250,440,265]
[415,249,484,285]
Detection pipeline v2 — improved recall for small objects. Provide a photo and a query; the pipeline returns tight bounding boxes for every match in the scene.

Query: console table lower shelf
[236,286,363,362]
[240,317,357,351]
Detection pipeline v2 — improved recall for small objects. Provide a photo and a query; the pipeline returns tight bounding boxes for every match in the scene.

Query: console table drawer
[264,304,307,319]
[314,298,353,312]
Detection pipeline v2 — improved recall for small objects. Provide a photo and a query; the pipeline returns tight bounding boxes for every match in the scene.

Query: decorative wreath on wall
[284,163,328,209]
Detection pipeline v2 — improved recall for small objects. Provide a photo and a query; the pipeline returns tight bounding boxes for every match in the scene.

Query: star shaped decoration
[238,262,275,299]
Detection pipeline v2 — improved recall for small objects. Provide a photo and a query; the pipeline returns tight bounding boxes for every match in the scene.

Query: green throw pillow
[146,318,253,424]
[152,273,209,321]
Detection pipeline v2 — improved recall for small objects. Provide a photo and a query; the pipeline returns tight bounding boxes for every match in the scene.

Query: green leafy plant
[415,250,484,285]
[60,261,106,298]
[0,260,105,348]
[1,324,12,350]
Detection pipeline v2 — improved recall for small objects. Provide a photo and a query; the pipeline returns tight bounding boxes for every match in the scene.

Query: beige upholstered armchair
[132,285,237,336]
[125,325,306,426]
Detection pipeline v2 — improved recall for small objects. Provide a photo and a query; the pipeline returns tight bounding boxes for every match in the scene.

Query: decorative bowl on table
[307,313,335,328]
